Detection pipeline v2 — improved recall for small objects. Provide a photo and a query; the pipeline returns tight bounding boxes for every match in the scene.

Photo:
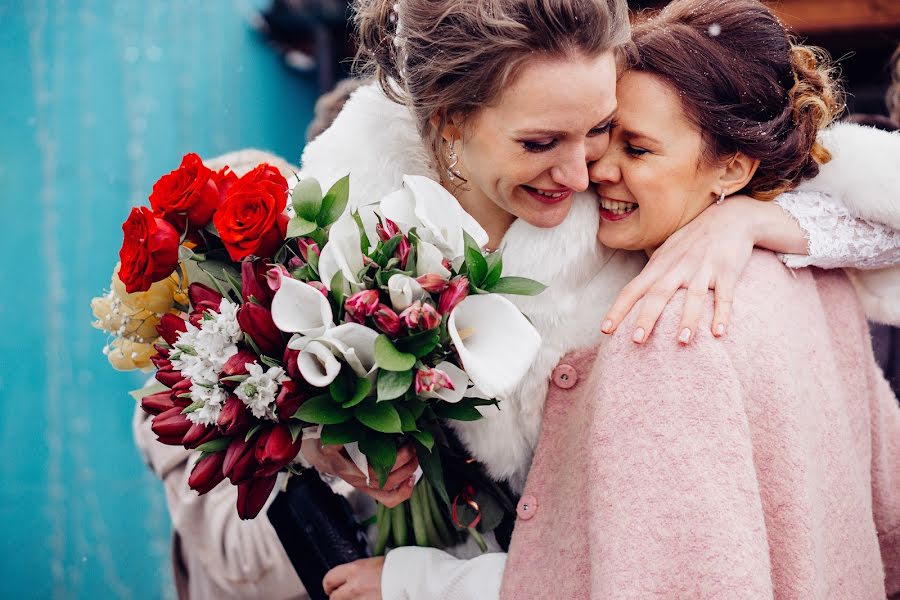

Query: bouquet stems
[374,477,461,554]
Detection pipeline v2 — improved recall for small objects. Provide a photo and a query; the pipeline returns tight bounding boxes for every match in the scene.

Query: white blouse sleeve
[382,547,506,600]
[775,190,900,270]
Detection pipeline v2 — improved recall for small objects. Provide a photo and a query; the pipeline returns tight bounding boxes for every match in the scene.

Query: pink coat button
[517,494,538,520]
[551,364,578,389]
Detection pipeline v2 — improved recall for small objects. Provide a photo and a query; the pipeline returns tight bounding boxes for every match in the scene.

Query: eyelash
[521,122,613,154]
[624,144,650,157]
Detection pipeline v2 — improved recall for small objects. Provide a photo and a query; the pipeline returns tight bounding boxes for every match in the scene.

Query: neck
[447,181,516,251]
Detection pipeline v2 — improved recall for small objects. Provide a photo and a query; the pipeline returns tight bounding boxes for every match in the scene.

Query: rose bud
[118,206,180,293]
[242,260,274,307]
[400,301,422,330]
[416,273,448,294]
[376,218,402,242]
[188,451,226,495]
[151,406,193,445]
[217,394,254,436]
[236,473,279,520]
[396,236,411,270]
[223,436,259,485]
[415,367,456,395]
[265,265,290,292]
[419,303,441,331]
[254,424,303,477]
[297,237,320,263]
[157,313,188,345]
[141,389,179,415]
[183,422,220,450]
[372,304,403,336]
[438,276,470,315]
[237,303,283,358]
[220,348,259,379]
[287,256,304,271]
[275,380,306,422]
[344,290,380,324]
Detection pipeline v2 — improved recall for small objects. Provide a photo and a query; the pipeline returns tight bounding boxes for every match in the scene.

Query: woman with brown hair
[296,1,900,598]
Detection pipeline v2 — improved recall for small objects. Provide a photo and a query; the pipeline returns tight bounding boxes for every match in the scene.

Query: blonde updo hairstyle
[626,0,845,200]
[354,0,631,178]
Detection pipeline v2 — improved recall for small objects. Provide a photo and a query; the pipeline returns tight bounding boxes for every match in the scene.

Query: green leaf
[376,368,413,401]
[293,394,353,425]
[409,430,434,451]
[196,437,231,453]
[245,424,263,442]
[374,335,416,372]
[433,402,483,421]
[463,231,488,287]
[129,381,169,402]
[288,422,304,443]
[484,276,546,296]
[483,251,503,289]
[320,421,365,445]
[307,246,320,274]
[394,404,418,432]
[317,175,350,226]
[292,178,324,221]
[260,355,282,369]
[394,329,441,358]
[330,271,349,309]
[351,211,371,254]
[181,400,205,415]
[329,368,357,405]
[359,431,398,488]
[342,377,373,409]
[222,268,243,299]
[416,442,450,508]
[287,216,318,239]
[354,400,403,434]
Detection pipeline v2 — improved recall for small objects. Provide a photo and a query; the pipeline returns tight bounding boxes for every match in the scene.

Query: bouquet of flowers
[93,153,542,549]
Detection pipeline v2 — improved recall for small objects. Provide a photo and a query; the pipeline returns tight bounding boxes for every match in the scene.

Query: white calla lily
[421,361,469,404]
[271,276,334,338]
[317,323,379,380]
[405,175,489,257]
[387,274,425,311]
[344,441,370,485]
[298,340,342,387]
[318,216,365,289]
[379,187,419,232]
[415,240,451,279]
[447,294,541,398]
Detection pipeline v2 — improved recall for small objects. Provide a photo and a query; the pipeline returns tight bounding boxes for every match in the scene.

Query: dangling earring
[447,140,462,181]
[716,189,726,205]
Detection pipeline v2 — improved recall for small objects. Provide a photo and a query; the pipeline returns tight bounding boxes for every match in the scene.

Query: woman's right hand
[300,438,418,507]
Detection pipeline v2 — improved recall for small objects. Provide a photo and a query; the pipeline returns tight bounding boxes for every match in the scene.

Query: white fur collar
[300,83,644,492]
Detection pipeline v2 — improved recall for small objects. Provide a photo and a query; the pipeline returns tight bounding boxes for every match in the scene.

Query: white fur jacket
[299,82,900,496]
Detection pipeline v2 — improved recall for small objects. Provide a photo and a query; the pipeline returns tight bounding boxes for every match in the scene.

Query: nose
[549,146,590,192]
[588,150,620,185]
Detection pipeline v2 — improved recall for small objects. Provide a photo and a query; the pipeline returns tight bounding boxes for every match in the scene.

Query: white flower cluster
[236,363,289,421]
[169,299,243,425]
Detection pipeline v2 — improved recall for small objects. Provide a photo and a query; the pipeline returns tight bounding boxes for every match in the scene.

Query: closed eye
[522,139,559,153]
[624,143,650,157]
[588,122,613,137]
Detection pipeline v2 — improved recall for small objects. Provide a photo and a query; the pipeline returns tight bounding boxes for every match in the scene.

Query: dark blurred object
[252,0,356,94]
[844,113,899,129]
[888,44,900,124]
[267,469,370,600]
[306,78,367,142]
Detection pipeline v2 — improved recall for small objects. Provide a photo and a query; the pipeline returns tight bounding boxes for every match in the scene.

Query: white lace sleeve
[775,190,900,270]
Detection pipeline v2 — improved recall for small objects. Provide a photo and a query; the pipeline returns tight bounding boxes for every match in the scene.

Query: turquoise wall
[0,1,317,597]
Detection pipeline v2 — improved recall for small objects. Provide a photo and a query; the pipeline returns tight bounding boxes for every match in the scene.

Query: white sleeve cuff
[382,546,507,600]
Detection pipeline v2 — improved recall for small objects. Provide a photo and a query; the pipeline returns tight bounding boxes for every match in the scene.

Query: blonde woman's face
[454,51,618,229]
[589,71,721,253]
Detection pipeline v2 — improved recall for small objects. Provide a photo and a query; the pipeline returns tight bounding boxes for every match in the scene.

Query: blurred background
[0,0,897,598]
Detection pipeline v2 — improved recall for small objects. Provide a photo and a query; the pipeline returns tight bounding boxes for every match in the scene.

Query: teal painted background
[0,1,317,597]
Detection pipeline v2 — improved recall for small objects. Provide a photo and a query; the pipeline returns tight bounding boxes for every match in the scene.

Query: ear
[428,112,463,143]
[718,152,760,195]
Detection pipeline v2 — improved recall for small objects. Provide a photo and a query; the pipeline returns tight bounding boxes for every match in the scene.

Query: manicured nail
[715,323,726,336]
[678,328,692,344]
[407,476,416,488]
[601,319,613,333]
[632,327,645,343]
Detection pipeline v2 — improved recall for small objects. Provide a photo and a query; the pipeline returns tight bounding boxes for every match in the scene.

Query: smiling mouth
[599,197,638,216]
[522,185,572,204]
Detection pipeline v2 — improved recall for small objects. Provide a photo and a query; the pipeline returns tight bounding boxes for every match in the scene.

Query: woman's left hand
[601,195,803,344]
[323,556,385,600]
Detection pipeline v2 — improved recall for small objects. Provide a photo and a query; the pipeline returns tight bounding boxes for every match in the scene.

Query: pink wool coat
[501,251,900,599]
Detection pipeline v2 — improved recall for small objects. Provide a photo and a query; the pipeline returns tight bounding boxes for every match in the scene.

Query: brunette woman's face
[453,51,618,229]
[588,71,722,253]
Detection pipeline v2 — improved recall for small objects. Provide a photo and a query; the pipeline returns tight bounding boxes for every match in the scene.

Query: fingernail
[601,319,613,333]
[407,476,415,488]
[678,328,692,344]
[715,323,726,336]
[632,327,645,343]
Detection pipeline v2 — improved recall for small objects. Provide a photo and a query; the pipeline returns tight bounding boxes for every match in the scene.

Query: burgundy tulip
[274,380,307,422]
[400,301,441,331]
[217,394,254,436]
[220,348,259,379]
[188,451,226,495]
[152,345,170,360]
[237,303,283,357]
[376,219,401,241]
[182,422,220,449]
[396,236,410,270]
[372,304,403,336]
[171,377,192,395]
[141,389,181,415]
[151,406,193,445]
[155,368,185,388]
[241,260,274,307]
[188,282,222,312]
[254,424,303,477]
[283,347,303,383]
[438,277,470,315]
[236,473,278,520]
[223,436,259,485]
[157,313,188,345]
[151,354,172,371]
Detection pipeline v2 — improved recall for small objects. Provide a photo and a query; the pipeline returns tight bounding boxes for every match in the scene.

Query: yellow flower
[111,263,184,314]
[91,293,162,343]
[106,337,156,371]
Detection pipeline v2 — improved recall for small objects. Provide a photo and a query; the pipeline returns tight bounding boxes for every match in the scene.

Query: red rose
[149,153,220,231]
[213,164,289,261]
[118,206,180,293]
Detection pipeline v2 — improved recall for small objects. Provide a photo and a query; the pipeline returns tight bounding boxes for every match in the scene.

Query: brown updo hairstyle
[353,0,631,178]
[626,0,845,200]
[887,44,900,125]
